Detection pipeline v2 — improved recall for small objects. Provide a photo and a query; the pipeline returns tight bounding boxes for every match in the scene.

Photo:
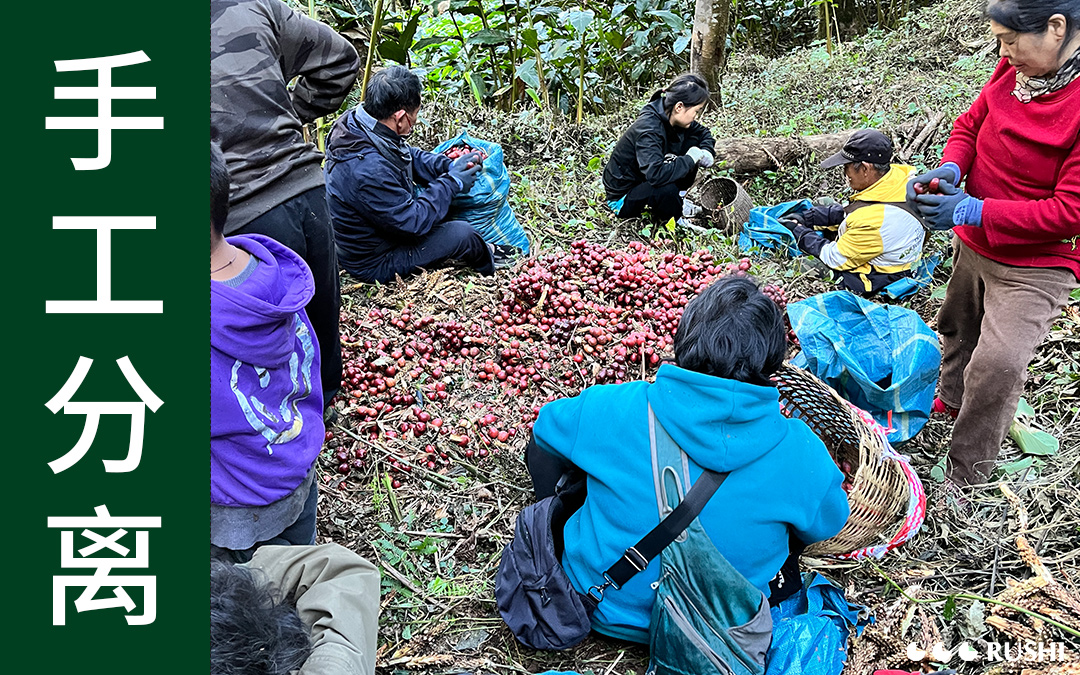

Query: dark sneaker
[491,243,523,270]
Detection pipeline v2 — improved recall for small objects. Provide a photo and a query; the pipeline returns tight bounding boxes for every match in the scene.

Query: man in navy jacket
[325,66,497,283]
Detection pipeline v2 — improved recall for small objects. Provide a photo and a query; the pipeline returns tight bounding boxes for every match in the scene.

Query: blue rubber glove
[904,162,961,205]
[913,180,984,230]
[448,152,483,192]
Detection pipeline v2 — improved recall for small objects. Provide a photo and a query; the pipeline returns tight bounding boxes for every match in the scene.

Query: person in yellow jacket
[781,129,926,296]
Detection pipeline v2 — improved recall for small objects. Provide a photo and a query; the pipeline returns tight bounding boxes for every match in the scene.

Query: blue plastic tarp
[788,291,941,444]
[766,573,872,675]
[433,131,530,253]
[737,199,814,257]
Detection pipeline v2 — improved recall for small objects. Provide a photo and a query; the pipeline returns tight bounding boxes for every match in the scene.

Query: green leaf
[930,283,949,300]
[378,41,408,64]
[1070,287,1080,302]
[610,4,629,20]
[673,33,691,55]
[525,87,542,107]
[647,9,685,32]
[943,595,956,621]
[1015,398,1036,418]
[521,28,539,50]
[587,156,602,171]
[1008,420,1059,456]
[929,455,947,483]
[663,217,677,234]
[564,9,595,34]
[999,455,1035,476]
[515,59,540,89]
[531,6,560,17]
[465,71,485,106]
[604,30,626,50]
[467,28,512,45]
[399,11,422,50]
[412,36,453,51]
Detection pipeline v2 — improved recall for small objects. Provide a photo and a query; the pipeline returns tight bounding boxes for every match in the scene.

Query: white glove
[685,146,707,164]
[698,150,715,168]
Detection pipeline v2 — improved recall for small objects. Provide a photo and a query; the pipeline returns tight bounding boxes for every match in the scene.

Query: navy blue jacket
[324,109,460,275]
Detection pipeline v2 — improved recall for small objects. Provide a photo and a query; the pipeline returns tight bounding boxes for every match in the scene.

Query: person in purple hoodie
[211,141,325,563]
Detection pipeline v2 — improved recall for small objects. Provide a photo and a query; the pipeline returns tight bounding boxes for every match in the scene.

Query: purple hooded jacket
[211,234,324,507]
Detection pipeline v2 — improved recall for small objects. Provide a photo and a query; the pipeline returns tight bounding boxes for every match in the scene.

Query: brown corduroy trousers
[937,238,1077,485]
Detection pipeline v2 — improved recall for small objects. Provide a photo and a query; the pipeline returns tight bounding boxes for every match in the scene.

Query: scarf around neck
[1012,44,1080,103]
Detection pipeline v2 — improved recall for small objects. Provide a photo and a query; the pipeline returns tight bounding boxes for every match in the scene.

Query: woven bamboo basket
[691,177,753,234]
[773,363,911,556]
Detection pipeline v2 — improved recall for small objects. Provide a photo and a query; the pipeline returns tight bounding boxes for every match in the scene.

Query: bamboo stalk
[823,0,833,56]
[360,0,386,102]
[576,29,585,124]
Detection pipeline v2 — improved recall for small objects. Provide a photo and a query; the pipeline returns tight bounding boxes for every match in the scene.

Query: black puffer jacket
[602,98,716,200]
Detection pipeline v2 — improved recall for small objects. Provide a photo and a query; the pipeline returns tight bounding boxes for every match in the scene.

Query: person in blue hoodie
[529,275,850,644]
[211,142,325,563]
[325,66,517,283]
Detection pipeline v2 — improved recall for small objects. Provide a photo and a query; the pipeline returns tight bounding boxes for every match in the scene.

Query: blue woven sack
[737,200,814,257]
[787,291,941,444]
[433,131,530,253]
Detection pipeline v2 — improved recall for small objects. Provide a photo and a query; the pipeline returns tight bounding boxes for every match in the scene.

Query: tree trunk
[690,0,730,104]
[713,130,858,174]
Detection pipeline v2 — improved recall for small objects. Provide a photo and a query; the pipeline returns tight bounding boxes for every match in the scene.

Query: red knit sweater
[941,58,1080,280]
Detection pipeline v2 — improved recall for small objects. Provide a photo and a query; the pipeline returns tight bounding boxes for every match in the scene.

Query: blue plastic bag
[737,199,814,257]
[433,131,530,253]
[765,573,871,675]
[788,291,941,444]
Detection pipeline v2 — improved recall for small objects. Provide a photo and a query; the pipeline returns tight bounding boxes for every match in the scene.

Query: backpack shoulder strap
[592,405,727,597]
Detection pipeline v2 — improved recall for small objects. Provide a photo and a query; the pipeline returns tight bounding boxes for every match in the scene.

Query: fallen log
[713,129,857,174]
[713,121,926,174]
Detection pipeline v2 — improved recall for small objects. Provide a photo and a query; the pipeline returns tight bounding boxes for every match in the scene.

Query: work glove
[913,180,984,230]
[778,212,806,230]
[905,162,961,209]
[698,149,715,168]
[791,224,827,257]
[448,152,484,193]
[685,146,709,166]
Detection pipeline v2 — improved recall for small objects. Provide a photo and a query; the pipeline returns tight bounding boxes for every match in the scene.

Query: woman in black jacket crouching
[603,73,716,224]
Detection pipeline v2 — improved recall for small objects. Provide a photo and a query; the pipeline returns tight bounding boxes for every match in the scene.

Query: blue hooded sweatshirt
[533,364,849,644]
[211,234,323,507]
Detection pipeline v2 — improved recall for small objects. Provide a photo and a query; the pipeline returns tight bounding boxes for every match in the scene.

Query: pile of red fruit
[327,241,797,486]
[441,143,488,161]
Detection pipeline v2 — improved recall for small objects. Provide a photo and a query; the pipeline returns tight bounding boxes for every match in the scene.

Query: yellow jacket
[817,165,925,291]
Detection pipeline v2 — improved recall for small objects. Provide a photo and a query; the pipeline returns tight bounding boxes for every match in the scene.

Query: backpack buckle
[587,573,620,602]
[621,546,649,572]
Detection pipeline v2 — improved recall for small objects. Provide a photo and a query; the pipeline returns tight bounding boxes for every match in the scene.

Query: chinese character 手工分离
[46,216,163,314]
[46,356,163,473]
[48,505,161,625]
[45,50,164,170]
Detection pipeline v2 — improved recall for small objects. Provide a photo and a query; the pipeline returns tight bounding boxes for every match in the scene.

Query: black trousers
[345,219,495,284]
[235,187,342,405]
[615,168,698,224]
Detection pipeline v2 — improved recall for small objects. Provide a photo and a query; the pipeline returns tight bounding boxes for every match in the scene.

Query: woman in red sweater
[909,0,1080,489]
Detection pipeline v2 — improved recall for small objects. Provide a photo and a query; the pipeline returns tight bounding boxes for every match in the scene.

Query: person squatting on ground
[525,276,850,643]
[211,0,358,407]
[211,142,325,563]
[211,543,380,675]
[908,0,1080,488]
[780,129,926,296]
[325,66,510,283]
[603,73,717,225]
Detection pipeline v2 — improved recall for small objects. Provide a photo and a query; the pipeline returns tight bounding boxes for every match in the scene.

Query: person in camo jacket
[211,0,360,412]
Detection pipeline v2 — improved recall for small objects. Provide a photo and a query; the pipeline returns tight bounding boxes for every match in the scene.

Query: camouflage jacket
[211,0,359,231]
